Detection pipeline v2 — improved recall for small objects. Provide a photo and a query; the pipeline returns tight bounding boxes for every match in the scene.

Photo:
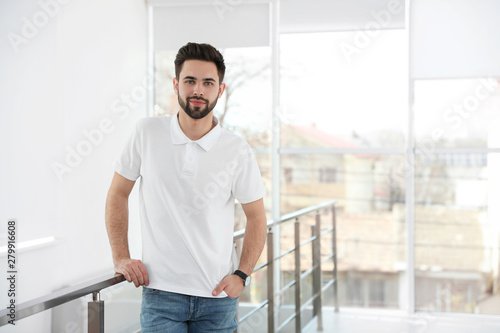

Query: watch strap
[233,269,248,281]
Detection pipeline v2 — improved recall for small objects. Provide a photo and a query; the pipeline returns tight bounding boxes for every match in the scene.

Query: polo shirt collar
[170,112,222,152]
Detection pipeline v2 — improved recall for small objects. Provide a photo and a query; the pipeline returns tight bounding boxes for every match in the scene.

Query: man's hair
[174,42,226,83]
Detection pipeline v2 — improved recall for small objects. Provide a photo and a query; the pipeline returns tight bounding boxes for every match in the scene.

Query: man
[105,42,267,332]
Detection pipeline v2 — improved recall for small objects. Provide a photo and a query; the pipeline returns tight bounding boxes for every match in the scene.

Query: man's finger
[130,264,144,287]
[116,267,132,283]
[212,280,228,296]
[122,262,139,287]
[137,261,149,286]
[128,269,139,287]
[115,259,148,287]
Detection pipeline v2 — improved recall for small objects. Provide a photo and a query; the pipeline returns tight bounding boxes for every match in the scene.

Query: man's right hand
[114,258,149,288]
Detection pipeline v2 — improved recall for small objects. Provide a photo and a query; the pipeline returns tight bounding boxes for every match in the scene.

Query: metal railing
[0,200,338,332]
[235,200,339,332]
[0,273,126,330]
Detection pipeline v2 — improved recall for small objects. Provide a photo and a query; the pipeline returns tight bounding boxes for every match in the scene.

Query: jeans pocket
[142,287,159,295]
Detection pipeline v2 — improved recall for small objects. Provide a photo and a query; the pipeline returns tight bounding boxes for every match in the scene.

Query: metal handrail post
[311,224,318,318]
[294,218,301,333]
[314,211,323,331]
[267,230,275,333]
[88,292,104,333]
[332,204,339,312]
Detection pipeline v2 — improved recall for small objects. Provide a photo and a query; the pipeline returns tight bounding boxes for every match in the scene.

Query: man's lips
[189,98,206,106]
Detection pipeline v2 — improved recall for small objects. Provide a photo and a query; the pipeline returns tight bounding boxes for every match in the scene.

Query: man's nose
[193,83,204,96]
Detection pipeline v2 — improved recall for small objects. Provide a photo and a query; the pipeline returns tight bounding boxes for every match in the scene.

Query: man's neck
[177,111,215,141]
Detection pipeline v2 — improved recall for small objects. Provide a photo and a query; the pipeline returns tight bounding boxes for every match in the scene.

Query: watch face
[244,275,252,287]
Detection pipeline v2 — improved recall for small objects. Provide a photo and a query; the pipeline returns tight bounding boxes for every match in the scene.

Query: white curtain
[151,0,270,51]
[280,0,405,33]
[411,0,500,78]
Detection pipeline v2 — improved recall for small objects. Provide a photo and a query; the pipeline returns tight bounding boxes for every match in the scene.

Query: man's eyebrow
[182,76,216,82]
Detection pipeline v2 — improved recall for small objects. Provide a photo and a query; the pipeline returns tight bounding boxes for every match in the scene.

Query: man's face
[174,60,225,120]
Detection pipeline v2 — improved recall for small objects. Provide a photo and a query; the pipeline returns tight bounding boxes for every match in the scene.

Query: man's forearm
[105,192,131,264]
[238,215,267,275]
[105,176,149,287]
[212,216,266,297]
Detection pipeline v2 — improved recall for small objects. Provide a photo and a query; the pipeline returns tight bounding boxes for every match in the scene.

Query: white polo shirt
[112,113,265,298]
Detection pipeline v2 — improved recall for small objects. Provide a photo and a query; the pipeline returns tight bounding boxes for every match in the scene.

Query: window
[284,167,293,184]
[280,31,408,149]
[414,79,500,148]
[318,167,337,183]
[280,30,408,309]
[414,78,500,314]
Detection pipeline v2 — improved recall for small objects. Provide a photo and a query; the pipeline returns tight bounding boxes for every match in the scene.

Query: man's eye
[204,82,214,86]
[185,80,194,84]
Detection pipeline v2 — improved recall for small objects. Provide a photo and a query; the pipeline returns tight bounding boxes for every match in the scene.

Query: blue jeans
[140,287,239,332]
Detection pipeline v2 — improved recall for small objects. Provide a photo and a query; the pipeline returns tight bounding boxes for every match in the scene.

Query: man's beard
[179,96,218,120]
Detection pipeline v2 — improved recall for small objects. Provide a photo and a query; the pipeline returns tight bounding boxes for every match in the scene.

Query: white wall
[0,0,147,330]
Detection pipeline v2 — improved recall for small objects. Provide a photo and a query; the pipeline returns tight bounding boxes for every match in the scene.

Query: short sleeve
[112,123,142,181]
[232,144,266,204]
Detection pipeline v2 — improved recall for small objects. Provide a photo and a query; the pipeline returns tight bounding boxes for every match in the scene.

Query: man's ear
[218,82,226,98]
[173,77,179,95]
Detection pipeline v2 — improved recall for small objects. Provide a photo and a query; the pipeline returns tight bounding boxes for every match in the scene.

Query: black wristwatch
[233,270,251,287]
